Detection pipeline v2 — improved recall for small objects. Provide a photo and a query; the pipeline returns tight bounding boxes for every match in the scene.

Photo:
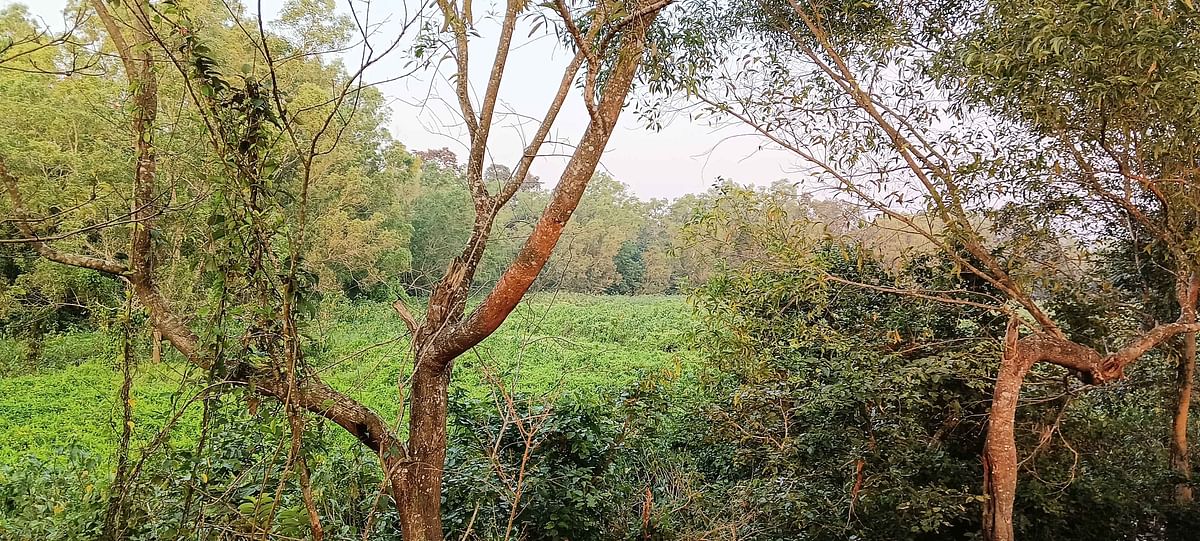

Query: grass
[0,294,696,463]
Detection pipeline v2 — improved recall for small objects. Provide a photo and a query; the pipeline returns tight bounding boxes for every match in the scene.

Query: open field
[0,294,696,463]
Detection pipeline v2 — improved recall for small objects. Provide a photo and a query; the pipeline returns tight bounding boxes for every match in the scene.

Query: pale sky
[7,0,801,200]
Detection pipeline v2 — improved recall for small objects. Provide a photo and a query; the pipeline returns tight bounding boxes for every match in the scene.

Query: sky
[6,0,802,200]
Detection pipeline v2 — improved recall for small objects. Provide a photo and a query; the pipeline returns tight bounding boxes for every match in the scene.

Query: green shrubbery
[0,332,119,376]
[0,382,696,540]
[0,446,107,540]
[0,295,694,460]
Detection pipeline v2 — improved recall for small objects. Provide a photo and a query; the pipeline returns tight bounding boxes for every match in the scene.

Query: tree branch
[1,162,129,275]
[445,3,664,358]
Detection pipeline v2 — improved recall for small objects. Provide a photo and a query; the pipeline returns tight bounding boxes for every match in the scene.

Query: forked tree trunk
[374,7,663,538]
[981,312,1200,541]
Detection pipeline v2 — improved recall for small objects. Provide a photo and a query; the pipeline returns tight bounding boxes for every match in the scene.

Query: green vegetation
[0,294,694,462]
[5,0,1200,539]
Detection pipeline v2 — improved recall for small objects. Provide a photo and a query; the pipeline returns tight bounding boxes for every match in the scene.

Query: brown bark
[393,361,450,541]
[297,459,324,541]
[1171,274,1199,504]
[387,6,663,540]
[1,165,128,276]
[641,485,654,540]
[151,329,162,363]
[1171,335,1195,503]
[982,320,1032,541]
[449,23,653,357]
[982,317,1200,541]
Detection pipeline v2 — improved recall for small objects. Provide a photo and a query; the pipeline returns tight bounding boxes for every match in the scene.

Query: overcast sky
[6,0,803,200]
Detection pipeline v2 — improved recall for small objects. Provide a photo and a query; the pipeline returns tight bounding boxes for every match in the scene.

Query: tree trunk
[979,315,1200,539]
[1172,333,1195,504]
[982,322,1031,541]
[394,361,451,541]
[1171,274,1198,504]
[152,329,162,363]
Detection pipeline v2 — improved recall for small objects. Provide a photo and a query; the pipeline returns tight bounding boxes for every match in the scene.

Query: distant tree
[415,147,460,170]
[608,239,646,294]
[407,158,476,292]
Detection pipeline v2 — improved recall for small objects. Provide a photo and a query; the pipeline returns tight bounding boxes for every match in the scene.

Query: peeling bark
[450,29,653,357]
[983,320,1032,541]
[388,6,664,539]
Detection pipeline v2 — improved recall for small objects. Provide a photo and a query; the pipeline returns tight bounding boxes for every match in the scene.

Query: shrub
[0,446,108,541]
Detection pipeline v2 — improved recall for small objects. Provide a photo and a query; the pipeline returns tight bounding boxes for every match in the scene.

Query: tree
[407,153,477,293]
[1,0,669,539]
[541,174,645,293]
[656,0,1200,539]
[394,4,668,529]
[954,0,1200,509]
[686,187,998,540]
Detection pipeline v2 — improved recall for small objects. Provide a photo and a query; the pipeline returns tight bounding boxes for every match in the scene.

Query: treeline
[7,0,1200,538]
[0,0,737,340]
[1,131,808,340]
[404,149,713,297]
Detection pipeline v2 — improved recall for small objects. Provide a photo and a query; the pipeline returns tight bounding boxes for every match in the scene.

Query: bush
[444,390,647,540]
[0,446,108,541]
[0,338,29,376]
